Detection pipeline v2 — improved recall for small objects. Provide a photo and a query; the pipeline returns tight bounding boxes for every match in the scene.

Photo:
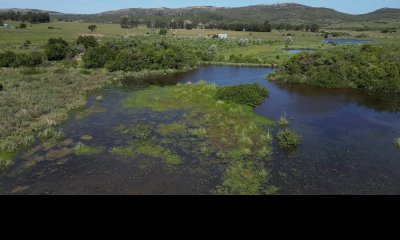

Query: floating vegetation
[95,96,104,102]
[277,112,289,126]
[73,142,103,155]
[395,138,400,150]
[130,125,153,141]
[157,123,187,136]
[110,142,182,165]
[277,128,302,149]
[80,135,93,141]
[214,161,277,195]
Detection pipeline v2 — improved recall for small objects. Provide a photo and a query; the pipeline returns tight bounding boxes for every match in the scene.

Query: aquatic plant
[395,138,400,150]
[123,83,274,162]
[73,142,103,155]
[130,125,153,141]
[158,123,187,136]
[95,96,103,102]
[214,161,275,195]
[277,112,290,126]
[277,129,302,149]
[110,143,182,165]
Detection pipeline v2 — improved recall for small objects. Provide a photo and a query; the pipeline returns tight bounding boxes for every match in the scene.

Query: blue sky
[1,0,399,14]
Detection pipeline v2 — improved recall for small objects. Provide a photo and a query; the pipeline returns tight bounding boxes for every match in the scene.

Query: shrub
[276,44,400,94]
[215,84,269,107]
[0,51,17,67]
[277,129,301,149]
[45,38,71,61]
[83,45,116,69]
[105,49,142,72]
[76,35,98,49]
[159,29,168,35]
[14,51,43,67]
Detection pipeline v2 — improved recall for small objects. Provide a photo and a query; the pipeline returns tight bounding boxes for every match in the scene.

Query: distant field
[1,20,399,63]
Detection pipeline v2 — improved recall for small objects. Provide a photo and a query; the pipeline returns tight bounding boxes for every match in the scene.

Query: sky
[0,0,399,14]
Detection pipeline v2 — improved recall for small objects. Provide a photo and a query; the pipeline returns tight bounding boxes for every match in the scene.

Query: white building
[217,33,228,39]
[0,24,10,28]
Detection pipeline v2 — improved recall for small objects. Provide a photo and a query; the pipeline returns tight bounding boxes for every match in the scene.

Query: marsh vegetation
[1,8,400,194]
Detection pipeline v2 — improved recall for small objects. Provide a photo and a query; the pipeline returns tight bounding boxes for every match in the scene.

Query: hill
[1,3,400,25]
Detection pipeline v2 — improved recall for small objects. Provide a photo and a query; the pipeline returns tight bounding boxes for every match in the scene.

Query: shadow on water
[1,66,400,194]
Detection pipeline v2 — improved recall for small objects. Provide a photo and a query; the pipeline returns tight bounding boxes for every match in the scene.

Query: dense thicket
[215,84,269,107]
[76,36,98,49]
[0,11,50,23]
[45,38,72,61]
[83,38,198,71]
[82,36,251,71]
[275,44,400,93]
[0,51,43,67]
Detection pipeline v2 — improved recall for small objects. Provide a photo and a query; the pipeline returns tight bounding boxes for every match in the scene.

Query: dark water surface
[1,66,399,194]
[322,38,373,44]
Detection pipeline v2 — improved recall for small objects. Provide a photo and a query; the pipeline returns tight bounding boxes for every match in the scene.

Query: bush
[0,51,42,67]
[276,44,400,94]
[45,38,71,61]
[0,51,17,67]
[83,45,116,69]
[215,84,269,107]
[76,35,98,49]
[159,29,168,35]
[277,129,301,149]
[14,51,43,67]
[105,49,141,72]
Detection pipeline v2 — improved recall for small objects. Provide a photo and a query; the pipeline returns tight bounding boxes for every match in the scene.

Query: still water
[322,38,373,44]
[1,66,399,194]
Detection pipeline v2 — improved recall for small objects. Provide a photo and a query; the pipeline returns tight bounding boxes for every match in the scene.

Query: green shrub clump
[45,38,72,61]
[76,35,98,49]
[0,51,43,67]
[215,84,269,107]
[277,129,301,149]
[276,44,400,94]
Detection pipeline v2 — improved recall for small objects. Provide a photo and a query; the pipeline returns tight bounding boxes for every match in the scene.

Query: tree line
[119,17,318,32]
[0,11,50,23]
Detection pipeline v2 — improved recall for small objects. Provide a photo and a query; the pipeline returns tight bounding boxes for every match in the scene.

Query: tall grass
[0,67,110,153]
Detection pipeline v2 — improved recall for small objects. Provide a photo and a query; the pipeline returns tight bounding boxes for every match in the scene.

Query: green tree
[264,21,272,32]
[19,23,27,29]
[88,25,97,32]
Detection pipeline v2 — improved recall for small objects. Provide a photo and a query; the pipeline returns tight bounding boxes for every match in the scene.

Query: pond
[287,49,314,54]
[1,66,399,194]
[322,38,373,44]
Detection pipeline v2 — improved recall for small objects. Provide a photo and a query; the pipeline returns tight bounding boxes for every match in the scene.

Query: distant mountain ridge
[1,3,399,24]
